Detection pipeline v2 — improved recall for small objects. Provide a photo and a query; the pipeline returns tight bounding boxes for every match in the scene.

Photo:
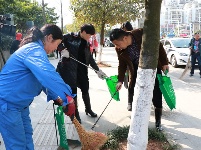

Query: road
[168,64,201,87]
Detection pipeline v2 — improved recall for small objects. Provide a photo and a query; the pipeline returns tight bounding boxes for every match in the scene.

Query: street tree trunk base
[127,68,156,150]
[97,62,111,67]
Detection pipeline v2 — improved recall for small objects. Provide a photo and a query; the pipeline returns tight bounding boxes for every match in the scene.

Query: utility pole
[60,0,63,33]
[42,0,46,23]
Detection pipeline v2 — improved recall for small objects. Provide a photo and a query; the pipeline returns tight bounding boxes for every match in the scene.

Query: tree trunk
[127,0,162,149]
[97,22,105,63]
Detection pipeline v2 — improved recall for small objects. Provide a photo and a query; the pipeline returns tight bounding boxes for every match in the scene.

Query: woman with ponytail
[0,24,76,150]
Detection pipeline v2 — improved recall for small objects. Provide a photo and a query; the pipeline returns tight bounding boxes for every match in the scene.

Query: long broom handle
[69,55,109,79]
[53,103,59,145]
[91,90,118,130]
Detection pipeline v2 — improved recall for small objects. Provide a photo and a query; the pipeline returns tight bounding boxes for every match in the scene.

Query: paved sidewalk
[1,47,201,150]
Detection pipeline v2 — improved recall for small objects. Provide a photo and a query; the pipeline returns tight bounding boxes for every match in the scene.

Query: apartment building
[161,0,201,37]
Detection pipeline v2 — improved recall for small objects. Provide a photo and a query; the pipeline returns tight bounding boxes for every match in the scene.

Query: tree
[127,0,162,149]
[69,0,143,63]
[0,0,59,33]
[63,17,85,33]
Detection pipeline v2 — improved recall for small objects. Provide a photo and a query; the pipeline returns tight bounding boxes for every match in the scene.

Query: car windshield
[171,38,190,48]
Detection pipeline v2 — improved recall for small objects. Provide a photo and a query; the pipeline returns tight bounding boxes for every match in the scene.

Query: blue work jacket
[0,40,75,109]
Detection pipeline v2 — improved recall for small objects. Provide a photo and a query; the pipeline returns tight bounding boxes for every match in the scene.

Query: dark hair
[80,24,95,35]
[20,24,63,47]
[121,21,133,31]
[109,28,130,41]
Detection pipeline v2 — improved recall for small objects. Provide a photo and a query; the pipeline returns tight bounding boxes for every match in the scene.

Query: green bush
[101,126,180,150]
[101,126,129,150]
[148,128,166,142]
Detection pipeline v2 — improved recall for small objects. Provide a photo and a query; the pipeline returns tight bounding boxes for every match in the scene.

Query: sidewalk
[1,47,201,150]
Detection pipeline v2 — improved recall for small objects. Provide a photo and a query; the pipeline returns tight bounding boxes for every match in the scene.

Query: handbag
[157,71,176,110]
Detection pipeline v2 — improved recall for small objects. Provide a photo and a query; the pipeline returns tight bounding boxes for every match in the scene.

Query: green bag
[105,75,120,101]
[55,106,69,150]
[157,72,176,110]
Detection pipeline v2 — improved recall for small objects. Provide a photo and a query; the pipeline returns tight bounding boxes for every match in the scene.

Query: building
[161,0,201,37]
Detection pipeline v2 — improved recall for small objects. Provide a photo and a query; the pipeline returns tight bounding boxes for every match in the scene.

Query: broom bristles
[72,117,108,150]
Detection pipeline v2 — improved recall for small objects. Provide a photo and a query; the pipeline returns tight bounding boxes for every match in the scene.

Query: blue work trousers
[0,104,34,150]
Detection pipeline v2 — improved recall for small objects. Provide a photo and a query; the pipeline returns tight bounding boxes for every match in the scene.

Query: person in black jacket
[57,24,106,123]
[189,33,201,77]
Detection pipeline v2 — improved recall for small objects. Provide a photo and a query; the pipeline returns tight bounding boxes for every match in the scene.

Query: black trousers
[128,65,162,108]
[92,49,97,59]
[56,50,61,58]
[77,68,89,95]
[190,52,201,75]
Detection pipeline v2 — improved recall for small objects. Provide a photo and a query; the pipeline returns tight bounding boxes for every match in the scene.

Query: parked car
[104,37,114,47]
[160,38,191,67]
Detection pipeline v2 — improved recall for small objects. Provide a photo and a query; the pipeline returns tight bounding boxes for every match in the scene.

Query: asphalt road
[168,64,201,87]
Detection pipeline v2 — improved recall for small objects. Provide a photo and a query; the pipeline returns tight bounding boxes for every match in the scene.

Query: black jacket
[10,40,20,54]
[189,38,201,56]
[56,33,99,87]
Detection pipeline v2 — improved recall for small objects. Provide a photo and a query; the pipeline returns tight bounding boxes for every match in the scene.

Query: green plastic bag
[55,106,69,150]
[157,72,176,110]
[105,75,120,101]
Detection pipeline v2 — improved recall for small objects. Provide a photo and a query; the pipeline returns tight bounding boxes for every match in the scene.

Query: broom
[71,116,108,150]
[179,55,191,80]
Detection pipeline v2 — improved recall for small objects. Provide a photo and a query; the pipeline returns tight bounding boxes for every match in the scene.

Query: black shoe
[190,74,193,77]
[155,108,163,131]
[127,103,132,111]
[156,120,163,131]
[156,124,163,131]
[85,109,97,117]
[82,94,97,118]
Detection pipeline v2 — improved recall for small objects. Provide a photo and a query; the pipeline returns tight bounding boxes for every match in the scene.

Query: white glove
[97,69,107,80]
[61,49,69,58]
[116,82,122,91]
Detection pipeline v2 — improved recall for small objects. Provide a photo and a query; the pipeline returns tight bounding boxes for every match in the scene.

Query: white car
[160,38,191,67]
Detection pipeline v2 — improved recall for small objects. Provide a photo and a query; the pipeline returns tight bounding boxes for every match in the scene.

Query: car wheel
[171,55,178,68]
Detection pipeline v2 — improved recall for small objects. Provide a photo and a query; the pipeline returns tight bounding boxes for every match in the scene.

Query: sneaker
[190,74,193,77]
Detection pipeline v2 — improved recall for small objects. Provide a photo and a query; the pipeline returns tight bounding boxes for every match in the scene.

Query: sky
[36,0,74,27]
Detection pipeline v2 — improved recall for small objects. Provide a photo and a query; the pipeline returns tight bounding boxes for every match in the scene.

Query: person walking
[0,24,76,150]
[91,34,98,60]
[189,33,201,77]
[55,44,62,59]
[56,24,106,124]
[109,28,169,131]
[10,32,23,54]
